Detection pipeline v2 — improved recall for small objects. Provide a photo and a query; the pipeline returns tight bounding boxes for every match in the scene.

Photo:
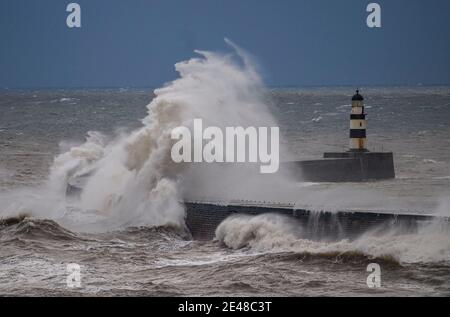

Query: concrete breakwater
[184,201,441,241]
[285,151,395,182]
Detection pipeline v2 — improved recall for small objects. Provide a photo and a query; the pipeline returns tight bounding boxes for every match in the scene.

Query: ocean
[1,51,450,296]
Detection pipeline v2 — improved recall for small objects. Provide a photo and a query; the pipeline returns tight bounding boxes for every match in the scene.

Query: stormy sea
[1,48,449,296]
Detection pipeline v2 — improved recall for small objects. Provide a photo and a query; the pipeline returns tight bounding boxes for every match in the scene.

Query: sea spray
[0,40,294,231]
[215,213,450,264]
[215,213,299,250]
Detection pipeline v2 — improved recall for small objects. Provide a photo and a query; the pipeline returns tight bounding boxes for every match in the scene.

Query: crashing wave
[215,213,450,264]
[0,40,285,233]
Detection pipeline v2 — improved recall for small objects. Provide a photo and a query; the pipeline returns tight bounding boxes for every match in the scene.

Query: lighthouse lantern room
[349,89,368,151]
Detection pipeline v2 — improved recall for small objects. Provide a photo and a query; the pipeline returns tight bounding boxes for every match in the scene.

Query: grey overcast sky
[0,0,449,88]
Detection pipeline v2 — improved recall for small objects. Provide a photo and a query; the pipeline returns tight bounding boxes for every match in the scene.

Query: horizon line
[1,83,450,91]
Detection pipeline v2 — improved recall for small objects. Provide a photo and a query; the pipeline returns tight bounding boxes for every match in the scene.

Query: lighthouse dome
[352,90,364,101]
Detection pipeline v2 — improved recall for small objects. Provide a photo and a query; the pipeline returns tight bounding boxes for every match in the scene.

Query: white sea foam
[59,97,78,103]
[216,213,450,264]
[0,40,291,232]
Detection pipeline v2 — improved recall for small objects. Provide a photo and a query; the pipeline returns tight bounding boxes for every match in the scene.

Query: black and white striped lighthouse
[349,89,367,151]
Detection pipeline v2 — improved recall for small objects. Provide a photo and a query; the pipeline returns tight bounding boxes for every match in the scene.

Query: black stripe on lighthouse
[350,129,366,138]
[350,114,366,120]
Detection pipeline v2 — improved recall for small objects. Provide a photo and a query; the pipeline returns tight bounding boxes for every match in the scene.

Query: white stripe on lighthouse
[350,120,366,129]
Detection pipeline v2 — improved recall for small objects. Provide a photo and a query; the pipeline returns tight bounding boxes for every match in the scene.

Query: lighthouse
[285,89,395,181]
[349,89,367,151]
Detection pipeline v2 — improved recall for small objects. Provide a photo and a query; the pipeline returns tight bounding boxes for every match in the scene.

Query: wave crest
[215,213,450,264]
[0,216,80,241]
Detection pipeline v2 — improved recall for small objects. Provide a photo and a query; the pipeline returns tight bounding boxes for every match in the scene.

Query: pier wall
[184,202,432,241]
[284,152,395,182]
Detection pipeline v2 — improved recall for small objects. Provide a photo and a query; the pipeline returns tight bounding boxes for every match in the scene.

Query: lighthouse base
[285,151,395,182]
